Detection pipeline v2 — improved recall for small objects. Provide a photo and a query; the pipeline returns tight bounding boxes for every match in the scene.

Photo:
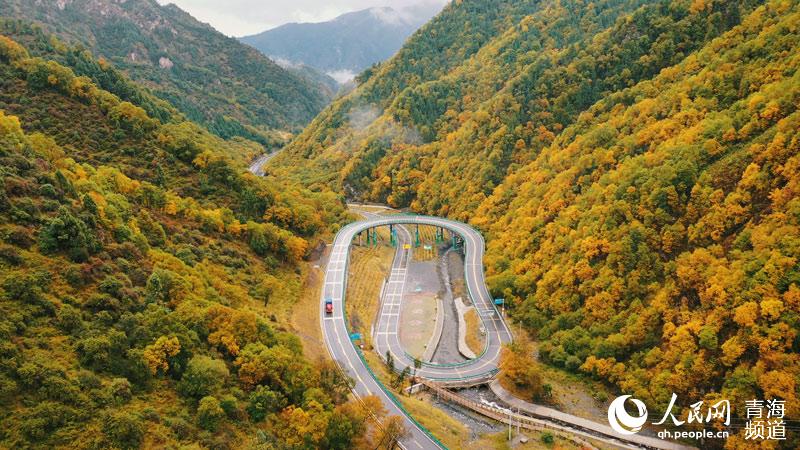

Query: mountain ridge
[0,0,333,145]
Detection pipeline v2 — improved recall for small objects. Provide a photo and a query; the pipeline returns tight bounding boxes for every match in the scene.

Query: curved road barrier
[320,215,513,450]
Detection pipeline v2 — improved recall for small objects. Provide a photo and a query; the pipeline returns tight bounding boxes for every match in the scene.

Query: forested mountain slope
[0,32,400,448]
[276,0,800,441]
[0,0,332,145]
[276,0,764,210]
[477,0,800,430]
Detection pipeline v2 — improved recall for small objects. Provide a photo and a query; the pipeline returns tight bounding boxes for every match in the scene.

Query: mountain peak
[239,4,443,83]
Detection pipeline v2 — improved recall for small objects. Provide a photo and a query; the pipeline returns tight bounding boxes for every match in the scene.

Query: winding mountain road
[320,214,513,449]
[248,150,281,176]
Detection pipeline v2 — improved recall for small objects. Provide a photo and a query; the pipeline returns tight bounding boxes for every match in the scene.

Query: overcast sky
[157,0,448,37]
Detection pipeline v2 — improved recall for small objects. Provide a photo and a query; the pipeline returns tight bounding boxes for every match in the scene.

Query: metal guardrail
[334,226,448,450]
[325,215,514,449]
[354,215,511,376]
[352,345,448,449]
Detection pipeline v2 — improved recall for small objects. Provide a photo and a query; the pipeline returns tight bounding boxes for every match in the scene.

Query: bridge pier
[365,227,378,246]
[451,233,464,254]
[357,226,394,247]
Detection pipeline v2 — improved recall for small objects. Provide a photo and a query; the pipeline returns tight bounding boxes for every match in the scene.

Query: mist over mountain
[239,3,444,83]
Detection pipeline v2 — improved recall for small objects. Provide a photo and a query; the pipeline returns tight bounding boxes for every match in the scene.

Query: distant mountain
[240,4,443,84]
[0,0,333,144]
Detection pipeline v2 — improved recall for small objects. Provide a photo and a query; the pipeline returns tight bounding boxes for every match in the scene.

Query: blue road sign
[350,333,362,340]
[494,298,504,305]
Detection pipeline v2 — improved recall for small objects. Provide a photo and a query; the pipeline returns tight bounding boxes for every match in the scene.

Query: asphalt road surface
[248,150,281,176]
[320,214,513,449]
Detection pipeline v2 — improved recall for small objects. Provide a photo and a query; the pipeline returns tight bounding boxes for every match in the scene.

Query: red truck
[325,298,333,314]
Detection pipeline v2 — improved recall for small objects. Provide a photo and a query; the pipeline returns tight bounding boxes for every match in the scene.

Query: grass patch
[411,225,443,261]
[470,430,587,449]
[400,393,473,449]
[345,243,394,349]
[452,277,467,301]
[289,260,327,360]
[349,204,395,213]
[464,308,485,355]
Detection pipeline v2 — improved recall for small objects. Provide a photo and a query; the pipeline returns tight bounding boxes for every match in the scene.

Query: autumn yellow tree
[142,336,181,375]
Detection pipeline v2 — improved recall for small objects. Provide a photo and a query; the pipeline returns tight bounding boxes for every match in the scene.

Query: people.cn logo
[608,395,648,435]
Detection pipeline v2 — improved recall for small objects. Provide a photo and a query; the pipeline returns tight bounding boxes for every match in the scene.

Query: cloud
[370,7,406,26]
[326,69,358,84]
[158,0,448,36]
[289,5,353,25]
[347,105,381,131]
[346,103,422,146]
[269,57,301,69]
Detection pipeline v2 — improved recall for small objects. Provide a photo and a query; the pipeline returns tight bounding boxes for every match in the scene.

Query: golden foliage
[142,336,181,375]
